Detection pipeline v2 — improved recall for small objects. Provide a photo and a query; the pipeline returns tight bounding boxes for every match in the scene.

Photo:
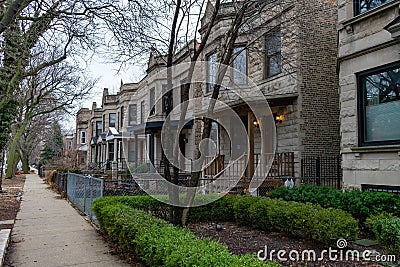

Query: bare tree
[18,110,63,172]
[0,0,117,155]
[99,0,292,223]
[5,54,94,178]
[95,0,337,225]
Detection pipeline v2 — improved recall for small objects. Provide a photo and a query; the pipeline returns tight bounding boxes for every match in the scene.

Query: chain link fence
[66,173,104,219]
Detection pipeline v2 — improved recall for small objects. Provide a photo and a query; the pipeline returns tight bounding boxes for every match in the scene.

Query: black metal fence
[103,179,146,196]
[301,155,342,189]
[54,172,68,193]
[361,184,400,194]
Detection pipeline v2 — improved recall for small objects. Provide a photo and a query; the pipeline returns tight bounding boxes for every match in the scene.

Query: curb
[0,228,11,266]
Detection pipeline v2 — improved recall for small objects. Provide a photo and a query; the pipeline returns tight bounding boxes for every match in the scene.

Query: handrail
[202,155,223,177]
[213,154,247,179]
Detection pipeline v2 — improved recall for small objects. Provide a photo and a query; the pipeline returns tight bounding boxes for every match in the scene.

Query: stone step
[0,229,11,266]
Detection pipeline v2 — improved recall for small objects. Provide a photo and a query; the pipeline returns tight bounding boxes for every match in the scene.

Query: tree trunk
[0,150,5,192]
[6,142,18,178]
[21,149,29,173]
[162,0,182,225]
[181,1,249,225]
[5,118,28,178]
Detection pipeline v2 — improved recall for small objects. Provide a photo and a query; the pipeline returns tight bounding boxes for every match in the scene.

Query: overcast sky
[61,55,145,132]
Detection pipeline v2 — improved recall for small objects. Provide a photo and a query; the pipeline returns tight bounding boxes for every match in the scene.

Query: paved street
[6,174,130,267]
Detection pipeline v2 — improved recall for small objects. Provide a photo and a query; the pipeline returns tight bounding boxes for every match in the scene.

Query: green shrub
[94,195,358,245]
[233,195,261,226]
[93,200,277,267]
[248,198,358,244]
[372,217,400,258]
[268,185,339,208]
[269,185,400,224]
[94,194,235,223]
[365,212,397,231]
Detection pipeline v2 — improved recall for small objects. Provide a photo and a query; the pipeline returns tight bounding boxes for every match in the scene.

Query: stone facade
[338,0,400,188]
[201,0,340,177]
[80,0,340,179]
[75,108,91,166]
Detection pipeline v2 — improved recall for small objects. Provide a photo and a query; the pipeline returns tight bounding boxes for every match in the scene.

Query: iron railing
[54,173,68,193]
[301,155,341,189]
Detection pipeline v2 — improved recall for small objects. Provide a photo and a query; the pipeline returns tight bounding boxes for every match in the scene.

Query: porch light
[274,114,284,124]
[253,119,260,128]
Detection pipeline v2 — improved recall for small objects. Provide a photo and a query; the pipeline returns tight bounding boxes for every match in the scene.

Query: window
[181,80,187,104]
[120,106,124,127]
[207,52,217,93]
[102,114,105,129]
[358,62,400,145]
[208,121,218,155]
[162,84,173,113]
[128,104,137,126]
[149,87,155,115]
[128,140,136,162]
[140,101,145,124]
[67,141,72,151]
[119,141,123,161]
[354,0,390,16]
[109,113,116,128]
[80,131,86,144]
[108,143,114,161]
[266,29,282,77]
[232,47,247,84]
[96,121,102,137]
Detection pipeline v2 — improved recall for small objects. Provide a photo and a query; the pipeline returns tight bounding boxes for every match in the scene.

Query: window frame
[120,106,124,127]
[109,113,116,128]
[80,130,86,144]
[180,80,187,104]
[140,100,145,124]
[67,141,72,151]
[128,104,137,126]
[149,87,155,116]
[231,46,248,85]
[265,28,282,78]
[206,52,217,93]
[357,61,400,146]
[96,121,102,137]
[91,122,95,137]
[162,84,173,114]
[353,0,390,16]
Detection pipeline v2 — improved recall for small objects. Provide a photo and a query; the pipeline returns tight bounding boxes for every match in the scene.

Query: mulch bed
[0,174,25,230]
[188,222,386,267]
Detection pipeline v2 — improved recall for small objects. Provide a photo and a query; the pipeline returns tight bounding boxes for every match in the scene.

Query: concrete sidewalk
[6,174,130,267]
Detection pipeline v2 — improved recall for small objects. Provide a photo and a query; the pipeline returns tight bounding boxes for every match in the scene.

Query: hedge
[94,195,358,245]
[269,185,400,224]
[371,217,400,258]
[92,201,279,267]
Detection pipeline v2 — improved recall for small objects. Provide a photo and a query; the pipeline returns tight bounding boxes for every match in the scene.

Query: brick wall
[298,0,340,157]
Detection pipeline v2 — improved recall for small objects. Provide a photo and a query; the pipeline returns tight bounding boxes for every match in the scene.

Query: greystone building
[80,0,343,189]
[338,0,400,190]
